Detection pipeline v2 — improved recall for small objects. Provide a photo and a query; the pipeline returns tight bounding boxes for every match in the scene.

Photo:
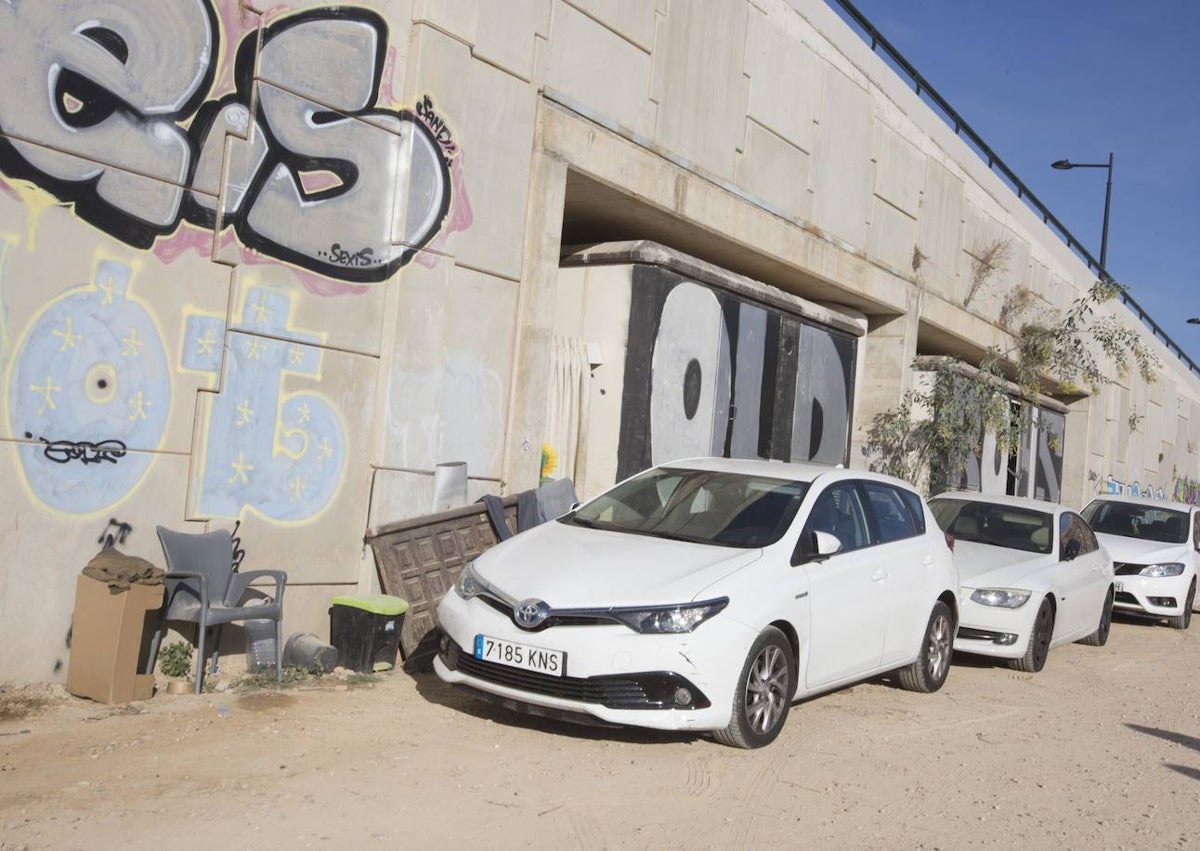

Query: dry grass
[0,686,52,722]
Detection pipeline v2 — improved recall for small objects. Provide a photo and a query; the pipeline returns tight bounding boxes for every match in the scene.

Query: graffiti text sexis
[0,1,454,283]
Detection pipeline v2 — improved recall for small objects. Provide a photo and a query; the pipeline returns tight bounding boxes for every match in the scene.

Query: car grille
[478,595,611,630]
[1113,563,1147,576]
[440,637,709,710]
[1114,591,1139,605]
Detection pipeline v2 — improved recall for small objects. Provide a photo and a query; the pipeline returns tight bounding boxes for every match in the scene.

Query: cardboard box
[67,575,164,704]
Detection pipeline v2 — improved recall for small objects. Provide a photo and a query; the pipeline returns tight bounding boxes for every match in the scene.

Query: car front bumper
[1112,572,1194,617]
[433,588,755,732]
[952,593,1040,660]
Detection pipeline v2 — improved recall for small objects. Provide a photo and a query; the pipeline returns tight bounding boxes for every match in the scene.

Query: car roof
[659,457,922,492]
[1084,494,1196,513]
[930,490,1064,515]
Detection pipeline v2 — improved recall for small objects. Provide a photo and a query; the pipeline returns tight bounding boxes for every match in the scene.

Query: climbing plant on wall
[863,278,1160,494]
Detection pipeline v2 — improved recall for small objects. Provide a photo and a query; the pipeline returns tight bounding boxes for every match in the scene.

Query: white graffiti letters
[0,0,216,242]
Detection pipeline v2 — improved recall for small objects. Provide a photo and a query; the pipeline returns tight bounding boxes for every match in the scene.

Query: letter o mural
[650,282,731,463]
[5,262,169,514]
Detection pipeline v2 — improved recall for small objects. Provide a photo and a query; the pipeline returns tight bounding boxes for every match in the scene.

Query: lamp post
[1051,152,1114,274]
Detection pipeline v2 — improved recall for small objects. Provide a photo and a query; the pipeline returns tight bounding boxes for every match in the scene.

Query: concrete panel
[0,451,198,685]
[916,160,964,302]
[538,2,656,138]
[411,0,478,44]
[566,0,658,50]
[475,0,551,80]
[873,124,924,218]
[745,7,824,154]
[1142,399,1164,475]
[185,341,376,577]
[811,67,872,249]
[0,212,230,464]
[866,198,917,278]
[735,122,813,221]
[377,260,518,478]
[406,26,538,281]
[229,262,386,358]
[652,0,749,178]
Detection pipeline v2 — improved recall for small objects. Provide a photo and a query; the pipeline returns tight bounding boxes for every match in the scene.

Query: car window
[1060,512,1096,559]
[1081,500,1189,544]
[862,483,918,543]
[800,482,872,556]
[563,467,809,548]
[930,498,1053,555]
[1193,512,1200,552]
[898,488,927,535]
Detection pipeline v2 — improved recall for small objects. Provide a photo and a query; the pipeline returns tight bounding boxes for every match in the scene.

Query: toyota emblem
[514,598,550,629]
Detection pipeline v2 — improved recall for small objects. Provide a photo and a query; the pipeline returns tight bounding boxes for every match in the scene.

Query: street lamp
[1051,152,1114,274]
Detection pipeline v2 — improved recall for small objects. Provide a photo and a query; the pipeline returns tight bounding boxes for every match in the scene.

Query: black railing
[830,0,1200,377]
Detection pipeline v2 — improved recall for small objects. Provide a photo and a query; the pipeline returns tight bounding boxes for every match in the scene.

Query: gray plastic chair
[146,526,287,694]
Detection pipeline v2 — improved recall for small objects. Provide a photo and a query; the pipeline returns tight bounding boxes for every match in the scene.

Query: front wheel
[897,601,953,693]
[1166,580,1195,630]
[1079,587,1114,646]
[1012,598,1054,672]
[714,627,795,749]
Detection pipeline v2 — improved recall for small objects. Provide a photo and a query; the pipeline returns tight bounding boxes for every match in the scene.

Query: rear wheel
[1012,598,1054,672]
[714,627,795,749]
[1166,580,1195,630]
[1079,587,1114,646]
[897,601,953,693]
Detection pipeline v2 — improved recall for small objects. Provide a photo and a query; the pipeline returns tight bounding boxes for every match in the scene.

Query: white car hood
[1093,533,1186,565]
[471,519,762,607]
[953,540,1055,589]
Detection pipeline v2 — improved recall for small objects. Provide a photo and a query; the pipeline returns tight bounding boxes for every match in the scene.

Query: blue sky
[830,0,1200,366]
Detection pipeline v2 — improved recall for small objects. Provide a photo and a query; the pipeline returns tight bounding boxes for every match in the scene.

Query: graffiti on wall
[5,260,170,514]
[0,2,458,283]
[617,267,856,480]
[181,286,346,521]
[1097,474,1195,503]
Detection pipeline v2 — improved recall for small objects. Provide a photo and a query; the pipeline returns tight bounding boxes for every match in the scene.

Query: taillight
[945,532,955,551]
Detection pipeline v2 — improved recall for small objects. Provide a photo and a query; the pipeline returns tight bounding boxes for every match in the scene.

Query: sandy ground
[2,614,1199,851]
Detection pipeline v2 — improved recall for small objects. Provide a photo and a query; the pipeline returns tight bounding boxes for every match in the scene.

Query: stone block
[745,8,824,154]
[538,1,656,138]
[735,121,813,221]
[811,67,872,249]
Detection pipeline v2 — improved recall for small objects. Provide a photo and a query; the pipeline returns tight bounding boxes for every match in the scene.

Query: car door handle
[871,569,887,582]
[923,555,935,567]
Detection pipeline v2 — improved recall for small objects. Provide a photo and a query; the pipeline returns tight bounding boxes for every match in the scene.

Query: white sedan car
[929,493,1114,672]
[1081,496,1199,630]
[435,458,958,748]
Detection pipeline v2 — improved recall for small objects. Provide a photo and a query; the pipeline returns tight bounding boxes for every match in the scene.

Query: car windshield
[1081,501,1189,544]
[930,498,1053,555]
[561,467,809,548]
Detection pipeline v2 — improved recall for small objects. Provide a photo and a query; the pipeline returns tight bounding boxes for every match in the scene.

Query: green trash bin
[329,594,410,673]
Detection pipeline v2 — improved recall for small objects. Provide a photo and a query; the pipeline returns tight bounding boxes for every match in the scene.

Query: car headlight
[610,598,729,634]
[970,588,1032,608]
[1139,562,1185,578]
[455,563,485,599]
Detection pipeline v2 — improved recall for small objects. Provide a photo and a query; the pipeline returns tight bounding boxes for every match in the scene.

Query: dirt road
[2,615,1199,849]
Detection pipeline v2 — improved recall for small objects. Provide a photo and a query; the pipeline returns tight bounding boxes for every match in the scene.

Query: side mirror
[793,530,843,565]
[1063,538,1082,561]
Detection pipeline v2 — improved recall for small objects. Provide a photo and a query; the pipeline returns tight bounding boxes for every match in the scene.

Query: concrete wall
[1,0,1196,683]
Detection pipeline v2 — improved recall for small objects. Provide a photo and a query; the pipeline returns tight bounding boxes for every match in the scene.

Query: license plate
[474,634,565,677]
[1114,581,1124,593]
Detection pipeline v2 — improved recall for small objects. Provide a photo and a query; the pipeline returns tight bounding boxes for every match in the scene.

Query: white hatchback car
[1081,496,1199,630]
[434,458,959,748]
[929,493,1114,672]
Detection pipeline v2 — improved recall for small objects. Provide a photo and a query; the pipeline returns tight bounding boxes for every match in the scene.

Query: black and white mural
[616,266,856,480]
